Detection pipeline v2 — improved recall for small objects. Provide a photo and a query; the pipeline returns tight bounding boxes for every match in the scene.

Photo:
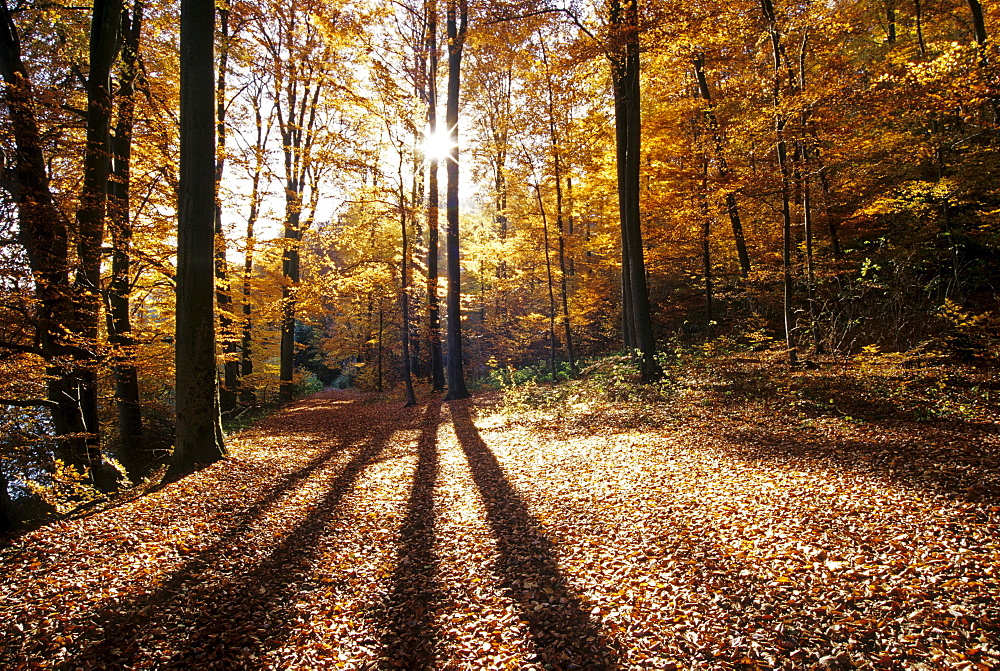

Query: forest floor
[2,352,1000,670]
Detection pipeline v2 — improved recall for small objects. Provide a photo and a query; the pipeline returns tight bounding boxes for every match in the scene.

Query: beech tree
[106,0,147,480]
[1,0,998,519]
[0,0,123,489]
[442,0,471,401]
[169,0,226,479]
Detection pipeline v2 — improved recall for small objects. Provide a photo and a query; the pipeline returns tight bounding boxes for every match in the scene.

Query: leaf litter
[1,384,998,670]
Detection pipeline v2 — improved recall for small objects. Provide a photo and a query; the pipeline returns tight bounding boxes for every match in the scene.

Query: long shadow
[720,423,1000,506]
[451,402,620,669]
[63,399,408,668]
[377,400,443,668]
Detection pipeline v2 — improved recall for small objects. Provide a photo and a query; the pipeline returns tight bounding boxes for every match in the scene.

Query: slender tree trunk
[106,0,146,481]
[0,467,12,532]
[886,1,896,43]
[269,12,325,403]
[539,36,576,375]
[915,0,926,57]
[613,29,633,356]
[240,220,257,406]
[700,158,714,337]
[442,0,469,401]
[610,0,659,381]
[566,175,576,275]
[76,0,126,488]
[279,197,302,402]
[533,183,559,381]
[816,159,841,259]
[965,0,999,122]
[214,4,240,415]
[761,0,799,366]
[693,55,751,278]
[426,0,445,391]
[777,127,798,365]
[799,34,822,354]
[169,0,227,479]
[802,166,821,352]
[377,299,384,393]
[238,86,269,407]
[399,164,417,407]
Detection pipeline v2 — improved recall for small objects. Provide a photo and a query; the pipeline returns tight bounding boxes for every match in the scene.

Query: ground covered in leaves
[2,357,1000,670]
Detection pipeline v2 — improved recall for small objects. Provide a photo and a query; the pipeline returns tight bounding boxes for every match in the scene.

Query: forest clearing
[3,0,1000,667]
[3,352,999,670]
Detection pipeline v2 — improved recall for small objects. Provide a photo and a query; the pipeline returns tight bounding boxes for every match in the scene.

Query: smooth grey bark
[169,0,227,479]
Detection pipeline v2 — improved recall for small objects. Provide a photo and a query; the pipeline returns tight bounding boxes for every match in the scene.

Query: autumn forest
[1,0,999,668]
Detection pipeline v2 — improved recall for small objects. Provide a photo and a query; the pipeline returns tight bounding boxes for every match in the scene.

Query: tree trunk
[539,36,576,376]
[238,85,269,407]
[0,467,12,532]
[106,0,147,481]
[700,158,714,337]
[400,166,417,407]
[377,300,384,393]
[610,0,659,381]
[73,0,126,488]
[799,35,822,354]
[279,197,302,402]
[886,1,896,43]
[761,0,799,366]
[169,0,227,479]
[965,0,999,122]
[532,183,559,381]
[693,55,751,278]
[214,4,240,415]
[0,1,118,486]
[426,0,445,392]
[442,0,470,401]
[915,0,926,57]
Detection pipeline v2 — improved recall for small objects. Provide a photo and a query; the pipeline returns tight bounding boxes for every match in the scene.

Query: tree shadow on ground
[450,401,619,669]
[64,397,410,668]
[712,360,1000,428]
[377,399,442,668]
[720,422,1000,506]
